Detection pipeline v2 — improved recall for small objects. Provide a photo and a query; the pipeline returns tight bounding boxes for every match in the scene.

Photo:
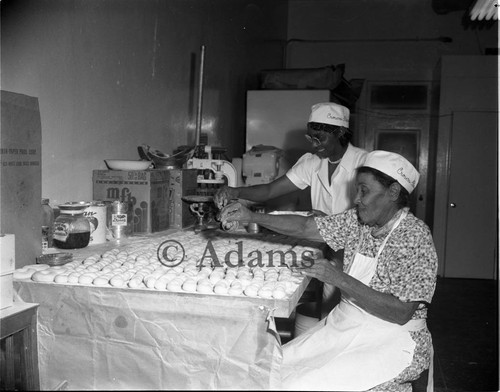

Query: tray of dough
[14,230,321,317]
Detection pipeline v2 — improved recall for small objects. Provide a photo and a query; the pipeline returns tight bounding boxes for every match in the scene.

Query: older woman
[219,150,438,391]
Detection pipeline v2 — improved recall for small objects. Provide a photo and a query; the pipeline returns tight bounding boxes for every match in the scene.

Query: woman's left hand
[297,258,343,286]
[218,201,252,223]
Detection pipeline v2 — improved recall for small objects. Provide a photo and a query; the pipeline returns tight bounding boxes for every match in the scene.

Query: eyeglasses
[305,133,328,145]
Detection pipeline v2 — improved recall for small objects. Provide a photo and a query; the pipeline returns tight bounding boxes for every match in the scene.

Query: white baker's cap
[308,102,350,128]
[363,150,420,193]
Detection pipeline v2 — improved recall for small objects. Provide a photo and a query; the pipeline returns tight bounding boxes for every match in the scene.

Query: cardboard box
[0,91,42,268]
[93,169,198,233]
[0,273,13,310]
[0,234,15,274]
[166,169,198,229]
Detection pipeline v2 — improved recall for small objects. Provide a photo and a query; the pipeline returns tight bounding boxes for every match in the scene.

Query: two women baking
[216,103,437,391]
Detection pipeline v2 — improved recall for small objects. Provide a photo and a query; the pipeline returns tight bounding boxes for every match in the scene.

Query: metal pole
[195,45,205,146]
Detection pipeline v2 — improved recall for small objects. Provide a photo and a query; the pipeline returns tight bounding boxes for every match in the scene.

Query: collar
[313,143,357,175]
[370,207,410,238]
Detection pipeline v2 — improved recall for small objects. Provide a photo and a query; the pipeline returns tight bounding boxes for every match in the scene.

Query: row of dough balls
[14,249,303,300]
[168,235,307,268]
[105,233,295,261]
[126,232,310,271]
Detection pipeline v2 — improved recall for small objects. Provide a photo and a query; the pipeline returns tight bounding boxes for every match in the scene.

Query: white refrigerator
[246,89,331,169]
[245,89,331,210]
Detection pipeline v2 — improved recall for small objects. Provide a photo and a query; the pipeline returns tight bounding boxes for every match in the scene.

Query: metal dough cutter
[181,195,218,233]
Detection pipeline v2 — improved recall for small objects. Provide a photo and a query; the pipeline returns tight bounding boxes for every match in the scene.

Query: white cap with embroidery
[308,102,350,128]
[363,150,420,193]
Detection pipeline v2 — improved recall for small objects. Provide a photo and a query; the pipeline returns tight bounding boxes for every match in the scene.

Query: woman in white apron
[219,150,438,391]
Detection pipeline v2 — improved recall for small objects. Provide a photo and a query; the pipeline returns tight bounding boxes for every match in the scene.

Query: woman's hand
[297,258,342,286]
[311,209,328,217]
[214,186,239,209]
[218,201,253,223]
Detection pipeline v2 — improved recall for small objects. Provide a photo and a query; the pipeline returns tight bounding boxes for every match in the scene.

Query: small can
[247,205,265,234]
[84,201,108,245]
[107,201,132,240]
[247,222,260,234]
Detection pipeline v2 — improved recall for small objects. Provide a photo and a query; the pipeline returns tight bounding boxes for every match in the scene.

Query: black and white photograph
[0,1,498,391]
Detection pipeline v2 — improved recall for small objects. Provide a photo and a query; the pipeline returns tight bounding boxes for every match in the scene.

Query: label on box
[92,169,197,233]
[111,213,128,227]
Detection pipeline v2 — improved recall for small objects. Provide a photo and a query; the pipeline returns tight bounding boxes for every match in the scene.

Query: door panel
[374,128,421,214]
[365,115,429,223]
[361,81,431,225]
[444,112,498,279]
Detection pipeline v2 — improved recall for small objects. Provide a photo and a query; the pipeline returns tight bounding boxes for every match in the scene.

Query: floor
[277,277,499,392]
[414,277,499,392]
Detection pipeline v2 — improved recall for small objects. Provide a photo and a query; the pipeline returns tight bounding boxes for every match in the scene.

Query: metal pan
[181,195,214,204]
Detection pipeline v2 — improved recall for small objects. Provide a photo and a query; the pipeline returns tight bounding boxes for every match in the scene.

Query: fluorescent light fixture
[470,0,498,20]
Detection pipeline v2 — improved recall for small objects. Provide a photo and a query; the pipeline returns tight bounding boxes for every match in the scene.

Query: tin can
[84,201,108,245]
[247,205,265,234]
[107,201,132,240]
[247,222,260,234]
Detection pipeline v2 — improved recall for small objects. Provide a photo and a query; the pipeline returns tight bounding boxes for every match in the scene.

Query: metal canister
[83,201,108,245]
[247,205,265,234]
[247,222,260,234]
[107,201,132,240]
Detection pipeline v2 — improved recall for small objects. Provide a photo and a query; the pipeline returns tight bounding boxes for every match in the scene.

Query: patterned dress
[315,208,438,392]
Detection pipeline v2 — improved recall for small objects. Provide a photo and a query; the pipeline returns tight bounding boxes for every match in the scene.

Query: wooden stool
[0,303,40,391]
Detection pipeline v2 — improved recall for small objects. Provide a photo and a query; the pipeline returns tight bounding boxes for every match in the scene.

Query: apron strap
[375,209,408,260]
[402,318,426,331]
[427,344,434,392]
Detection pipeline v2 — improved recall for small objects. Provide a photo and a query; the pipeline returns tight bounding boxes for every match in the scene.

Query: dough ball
[78,274,95,285]
[110,275,125,288]
[32,269,57,283]
[272,287,287,299]
[258,287,273,299]
[182,279,197,292]
[13,268,36,280]
[54,274,70,284]
[244,284,259,297]
[128,277,143,289]
[196,282,214,294]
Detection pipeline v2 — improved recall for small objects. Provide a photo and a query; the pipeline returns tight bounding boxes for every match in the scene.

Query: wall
[286,0,498,275]
[1,0,288,206]
[433,55,498,277]
[286,0,497,80]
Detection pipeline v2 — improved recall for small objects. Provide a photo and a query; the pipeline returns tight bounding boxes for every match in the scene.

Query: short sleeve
[314,209,357,252]
[286,153,318,190]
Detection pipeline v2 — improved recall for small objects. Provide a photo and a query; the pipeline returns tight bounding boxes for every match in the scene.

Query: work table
[14,228,316,390]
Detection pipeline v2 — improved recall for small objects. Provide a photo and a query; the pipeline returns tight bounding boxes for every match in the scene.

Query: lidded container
[53,201,91,249]
[107,200,132,241]
[41,198,55,249]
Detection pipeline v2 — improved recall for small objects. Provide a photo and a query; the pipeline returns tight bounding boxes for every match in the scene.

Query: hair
[357,166,410,208]
[307,122,352,147]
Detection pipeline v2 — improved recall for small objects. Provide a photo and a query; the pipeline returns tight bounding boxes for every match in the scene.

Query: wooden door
[443,111,498,279]
[365,115,429,221]
[361,82,432,225]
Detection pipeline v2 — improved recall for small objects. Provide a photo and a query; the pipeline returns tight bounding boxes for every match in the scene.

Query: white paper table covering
[15,229,317,389]
[15,281,284,390]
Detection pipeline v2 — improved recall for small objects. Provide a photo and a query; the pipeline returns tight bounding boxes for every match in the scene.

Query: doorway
[360,81,433,225]
[442,111,498,279]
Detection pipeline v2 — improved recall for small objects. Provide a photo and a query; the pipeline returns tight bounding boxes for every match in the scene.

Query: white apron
[281,210,428,391]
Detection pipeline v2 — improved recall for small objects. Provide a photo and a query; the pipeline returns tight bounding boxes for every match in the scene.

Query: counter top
[31,228,318,318]
[15,228,322,389]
